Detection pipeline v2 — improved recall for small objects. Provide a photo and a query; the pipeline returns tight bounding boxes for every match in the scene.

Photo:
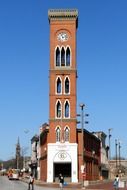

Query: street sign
[81,165,85,173]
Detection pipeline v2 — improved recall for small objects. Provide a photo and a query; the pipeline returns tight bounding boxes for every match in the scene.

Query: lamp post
[38,126,43,180]
[79,103,89,188]
[108,128,112,160]
[108,128,112,179]
[118,141,121,169]
[80,104,85,166]
[115,139,118,169]
[80,103,85,188]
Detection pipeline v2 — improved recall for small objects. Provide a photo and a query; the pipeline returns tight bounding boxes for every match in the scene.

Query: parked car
[0,169,7,176]
[8,169,20,180]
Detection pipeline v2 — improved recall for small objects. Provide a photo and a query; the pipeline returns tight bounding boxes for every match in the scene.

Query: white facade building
[47,142,78,183]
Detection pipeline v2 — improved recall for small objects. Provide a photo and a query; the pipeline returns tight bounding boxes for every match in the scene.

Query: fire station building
[39,9,100,183]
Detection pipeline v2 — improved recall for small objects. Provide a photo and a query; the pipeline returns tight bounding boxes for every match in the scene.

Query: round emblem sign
[58,152,67,160]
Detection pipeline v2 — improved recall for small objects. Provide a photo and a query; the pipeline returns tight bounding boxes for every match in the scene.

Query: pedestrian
[113,174,119,190]
[59,173,64,190]
[28,173,34,190]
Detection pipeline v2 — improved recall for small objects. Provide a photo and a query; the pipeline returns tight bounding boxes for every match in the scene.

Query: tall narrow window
[56,127,61,142]
[57,77,61,94]
[61,47,65,66]
[56,47,60,66]
[65,77,69,94]
[64,126,70,142]
[66,47,70,66]
[56,101,61,118]
[64,101,69,118]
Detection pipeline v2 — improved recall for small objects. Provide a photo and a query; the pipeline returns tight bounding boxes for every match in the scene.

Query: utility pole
[108,128,112,160]
[108,128,112,179]
[79,103,89,189]
[80,105,85,163]
[115,139,118,169]
[80,103,85,188]
[118,141,121,168]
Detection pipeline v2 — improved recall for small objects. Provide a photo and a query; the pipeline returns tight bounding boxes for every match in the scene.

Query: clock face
[57,32,68,42]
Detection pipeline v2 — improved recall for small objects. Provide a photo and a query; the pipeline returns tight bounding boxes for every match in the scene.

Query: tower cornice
[48,9,78,27]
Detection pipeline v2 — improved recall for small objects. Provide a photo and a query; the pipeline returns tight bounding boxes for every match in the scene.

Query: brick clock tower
[47,9,78,183]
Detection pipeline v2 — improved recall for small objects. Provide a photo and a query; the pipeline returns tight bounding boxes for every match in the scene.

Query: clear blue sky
[0,0,127,161]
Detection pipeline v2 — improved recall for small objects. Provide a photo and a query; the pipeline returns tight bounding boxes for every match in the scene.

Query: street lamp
[115,139,118,169]
[80,103,85,188]
[118,140,121,168]
[108,128,113,179]
[108,128,113,160]
[79,103,85,166]
[79,103,89,188]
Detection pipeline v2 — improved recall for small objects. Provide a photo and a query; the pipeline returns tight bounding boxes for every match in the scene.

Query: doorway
[54,162,71,182]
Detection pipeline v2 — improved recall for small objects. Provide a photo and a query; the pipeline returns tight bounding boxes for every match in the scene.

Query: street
[0,176,57,190]
[1,176,127,190]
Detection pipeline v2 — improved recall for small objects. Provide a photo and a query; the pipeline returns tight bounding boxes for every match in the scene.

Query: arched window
[56,127,61,142]
[56,101,61,118]
[65,77,69,94]
[57,77,62,94]
[61,47,65,66]
[64,101,70,118]
[56,47,60,66]
[64,126,70,142]
[66,47,70,66]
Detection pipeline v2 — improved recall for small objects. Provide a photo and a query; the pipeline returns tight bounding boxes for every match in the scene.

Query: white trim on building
[47,142,78,183]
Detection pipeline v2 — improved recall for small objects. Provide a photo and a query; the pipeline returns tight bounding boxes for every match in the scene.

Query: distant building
[30,135,39,179]
[109,160,127,177]
[92,131,109,179]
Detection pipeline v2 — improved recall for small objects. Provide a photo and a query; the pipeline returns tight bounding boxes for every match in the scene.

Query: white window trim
[55,126,61,142]
[55,100,62,119]
[61,46,66,67]
[64,76,70,95]
[65,46,71,67]
[54,46,61,67]
[55,76,62,95]
[64,100,70,119]
[54,45,71,68]
[64,126,70,142]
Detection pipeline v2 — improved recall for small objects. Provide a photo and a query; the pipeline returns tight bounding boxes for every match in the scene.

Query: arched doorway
[53,151,72,182]
[54,162,71,182]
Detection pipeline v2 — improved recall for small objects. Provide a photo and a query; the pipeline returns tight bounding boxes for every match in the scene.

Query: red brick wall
[40,158,47,181]
[49,20,77,70]
[40,130,48,181]
[48,18,77,143]
[77,130,100,181]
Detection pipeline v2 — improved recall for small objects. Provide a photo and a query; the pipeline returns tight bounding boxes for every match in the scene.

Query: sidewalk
[21,177,82,189]
[21,177,115,190]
